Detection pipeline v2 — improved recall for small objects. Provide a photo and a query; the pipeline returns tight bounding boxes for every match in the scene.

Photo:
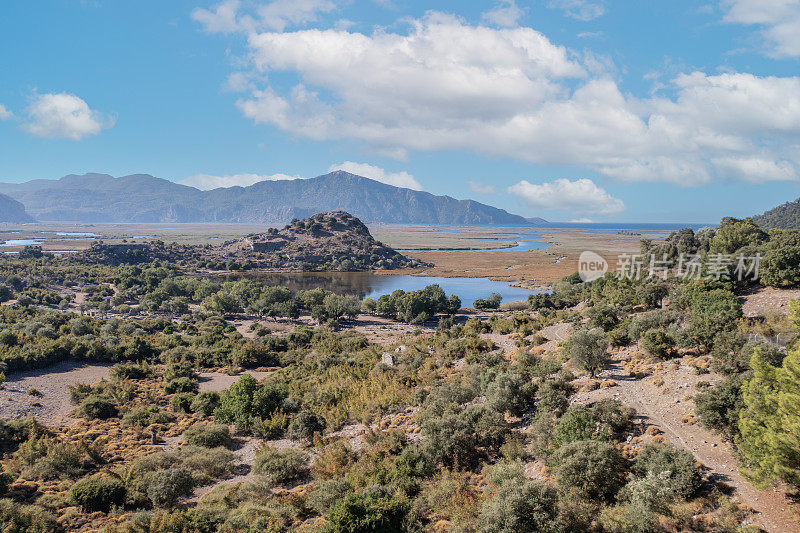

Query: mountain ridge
[0,171,538,226]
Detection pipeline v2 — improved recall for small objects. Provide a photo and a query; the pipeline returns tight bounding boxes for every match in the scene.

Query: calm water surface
[214,271,540,304]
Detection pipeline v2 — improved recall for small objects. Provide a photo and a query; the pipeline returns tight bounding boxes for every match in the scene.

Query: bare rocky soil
[0,361,111,424]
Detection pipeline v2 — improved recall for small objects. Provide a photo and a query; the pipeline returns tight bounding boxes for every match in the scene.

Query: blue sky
[2,0,800,223]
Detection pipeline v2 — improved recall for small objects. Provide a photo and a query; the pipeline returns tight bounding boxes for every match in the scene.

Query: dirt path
[574,357,799,532]
[0,361,111,424]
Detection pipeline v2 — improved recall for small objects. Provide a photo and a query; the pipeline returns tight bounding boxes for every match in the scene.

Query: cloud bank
[509,178,625,216]
[23,92,114,140]
[196,5,800,187]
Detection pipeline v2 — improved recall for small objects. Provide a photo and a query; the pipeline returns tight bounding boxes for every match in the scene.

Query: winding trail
[574,357,799,532]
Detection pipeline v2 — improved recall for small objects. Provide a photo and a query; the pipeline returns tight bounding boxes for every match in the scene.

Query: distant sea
[531,222,711,233]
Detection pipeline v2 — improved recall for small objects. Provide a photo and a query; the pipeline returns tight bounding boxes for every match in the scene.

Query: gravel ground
[0,361,111,424]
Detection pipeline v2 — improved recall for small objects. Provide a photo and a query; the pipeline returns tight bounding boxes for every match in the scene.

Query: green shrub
[325,487,408,533]
[17,437,101,480]
[165,377,199,394]
[552,406,607,449]
[641,328,675,359]
[421,404,508,468]
[485,371,535,417]
[0,471,12,497]
[693,374,744,439]
[287,410,327,443]
[633,443,701,499]
[190,391,221,417]
[70,475,126,512]
[147,466,195,508]
[111,362,153,380]
[550,440,627,501]
[478,480,561,533]
[78,396,118,420]
[171,393,195,413]
[308,478,353,513]
[183,423,232,449]
[178,445,237,480]
[253,447,309,484]
[618,471,677,514]
[122,405,175,428]
[214,374,287,431]
[253,410,290,440]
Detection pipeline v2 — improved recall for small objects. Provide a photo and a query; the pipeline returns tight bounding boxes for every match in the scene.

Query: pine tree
[737,347,800,487]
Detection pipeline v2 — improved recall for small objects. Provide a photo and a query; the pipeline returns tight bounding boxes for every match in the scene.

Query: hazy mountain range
[0,193,35,223]
[0,171,543,226]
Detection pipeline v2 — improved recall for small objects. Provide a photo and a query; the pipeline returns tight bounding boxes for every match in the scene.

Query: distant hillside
[82,211,425,271]
[0,171,532,225]
[753,198,800,230]
[0,193,34,223]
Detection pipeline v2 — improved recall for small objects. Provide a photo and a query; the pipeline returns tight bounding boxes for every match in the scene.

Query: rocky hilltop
[0,193,35,223]
[0,171,532,225]
[82,211,425,271]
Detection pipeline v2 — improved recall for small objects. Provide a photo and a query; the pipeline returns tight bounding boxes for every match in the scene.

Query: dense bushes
[70,475,127,512]
[146,466,195,508]
[214,374,288,431]
[183,423,232,449]
[375,285,460,323]
[633,443,701,499]
[325,487,408,533]
[253,447,309,484]
[549,440,626,501]
[287,410,327,443]
[479,462,561,533]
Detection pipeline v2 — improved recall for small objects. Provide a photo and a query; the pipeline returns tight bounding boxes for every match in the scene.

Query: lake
[212,271,540,305]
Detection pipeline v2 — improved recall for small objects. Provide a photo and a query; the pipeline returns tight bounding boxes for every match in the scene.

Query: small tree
[568,328,609,377]
[641,328,675,359]
[288,410,327,444]
[550,440,627,501]
[479,479,561,533]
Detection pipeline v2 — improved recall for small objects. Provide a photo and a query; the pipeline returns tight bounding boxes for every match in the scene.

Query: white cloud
[193,0,336,33]
[722,0,800,58]
[468,181,496,194]
[508,178,625,216]
[0,105,12,120]
[217,12,800,186]
[547,0,606,21]
[23,92,114,140]
[482,0,524,28]
[192,0,245,33]
[180,172,301,190]
[327,162,422,190]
